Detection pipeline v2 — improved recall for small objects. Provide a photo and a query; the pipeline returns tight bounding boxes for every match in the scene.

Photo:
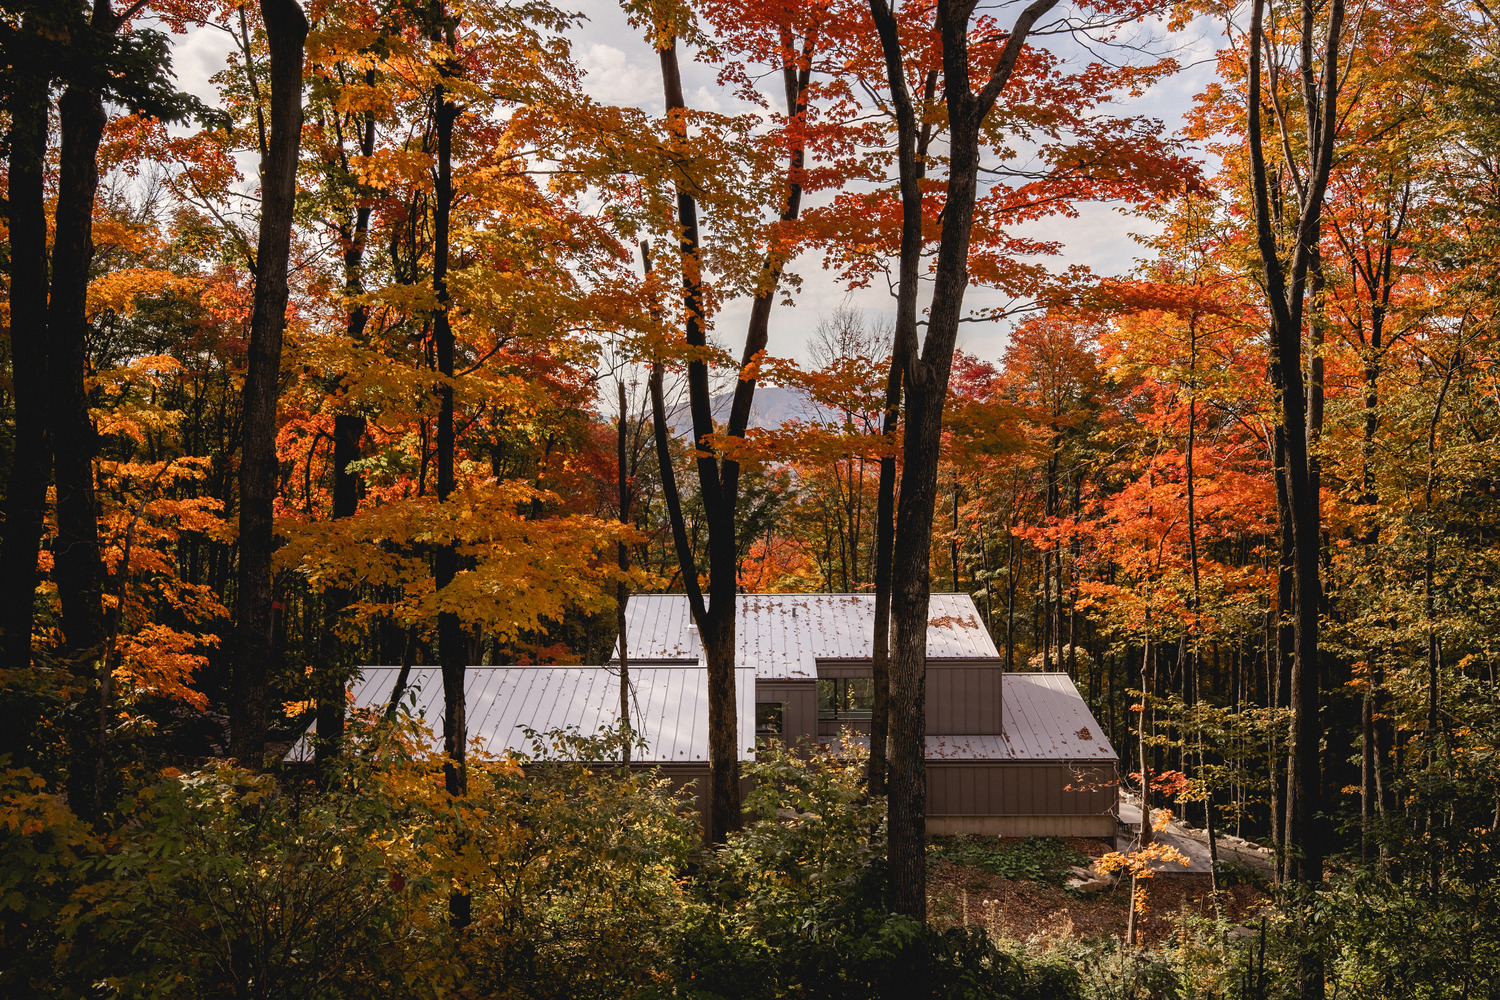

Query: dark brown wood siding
[755,681,818,743]
[926,664,1004,734]
[926,762,1117,817]
[815,658,1006,734]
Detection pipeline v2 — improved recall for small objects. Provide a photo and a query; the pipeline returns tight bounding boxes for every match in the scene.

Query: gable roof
[620,592,1000,679]
[290,665,757,764]
[927,673,1119,762]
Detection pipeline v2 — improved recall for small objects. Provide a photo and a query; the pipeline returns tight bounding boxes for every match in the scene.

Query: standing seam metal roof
[292,665,756,763]
[621,593,1000,679]
[922,673,1118,761]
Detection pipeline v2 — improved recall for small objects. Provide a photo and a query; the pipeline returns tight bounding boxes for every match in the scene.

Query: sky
[165,1,1225,369]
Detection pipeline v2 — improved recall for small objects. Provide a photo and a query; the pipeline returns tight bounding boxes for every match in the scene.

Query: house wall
[810,658,1005,735]
[818,718,871,738]
[925,663,1004,734]
[925,761,1117,837]
[567,761,1118,839]
[756,681,818,742]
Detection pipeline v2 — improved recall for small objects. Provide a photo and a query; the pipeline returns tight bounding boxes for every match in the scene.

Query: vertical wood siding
[925,664,1004,734]
[756,681,817,743]
[926,762,1117,817]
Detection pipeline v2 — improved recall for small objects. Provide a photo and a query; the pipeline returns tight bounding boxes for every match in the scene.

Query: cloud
[579,43,658,111]
[170,24,236,105]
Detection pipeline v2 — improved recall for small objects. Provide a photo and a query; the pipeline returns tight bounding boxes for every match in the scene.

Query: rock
[1066,876,1112,893]
[1065,865,1099,880]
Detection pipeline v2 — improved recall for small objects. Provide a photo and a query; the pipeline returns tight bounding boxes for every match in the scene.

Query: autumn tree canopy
[5,0,1500,995]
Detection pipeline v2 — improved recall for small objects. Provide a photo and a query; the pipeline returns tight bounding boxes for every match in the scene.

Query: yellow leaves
[1094,840,1190,881]
[90,213,159,257]
[114,624,216,711]
[87,270,198,319]
[91,358,194,445]
[274,482,635,639]
[348,150,435,193]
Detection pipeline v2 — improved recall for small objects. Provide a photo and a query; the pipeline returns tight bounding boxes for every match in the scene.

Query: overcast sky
[166,2,1224,368]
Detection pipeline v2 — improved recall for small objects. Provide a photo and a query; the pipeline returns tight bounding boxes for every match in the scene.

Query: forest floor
[926,835,1273,946]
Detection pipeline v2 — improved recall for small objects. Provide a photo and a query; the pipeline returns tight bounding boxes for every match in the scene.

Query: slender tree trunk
[867,59,939,805]
[315,410,364,764]
[316,76,377,767]
[648,25,817,839]
[1139,626,1154,852]
[1246,0,1342,989]
[1005,531,1017,670]
[1361,664,1376,860]
[650,38,740,842]
[1271,429,1295,875]
[230,0,308,766]
[950,477,960,592]
[617,380,633,763]
[867,357,902,797]
[0,64,52,697]
[49,83,108,666]
[427,12,470,928]
[869,0,1060,922]
[1421,348,1459,872]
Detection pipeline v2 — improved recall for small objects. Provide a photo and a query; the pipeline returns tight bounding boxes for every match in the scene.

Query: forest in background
[3,0,1500,996]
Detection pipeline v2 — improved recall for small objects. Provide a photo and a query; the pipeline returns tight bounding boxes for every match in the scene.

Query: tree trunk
[316,69,377,767]
[427,10,470,929]
[1271,426,1295,874]
[0,63,51,696]
[617,380,633,763]
[230,0,308,766]
[648,24,817,840]
[49,82,109,665]
[1246,0,1343,990]
[315,410,364,765]
[869,0,1060,922]
[867,355,902,798]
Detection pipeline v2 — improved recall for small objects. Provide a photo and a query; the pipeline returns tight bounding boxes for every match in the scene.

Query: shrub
[675,740,1086,1000]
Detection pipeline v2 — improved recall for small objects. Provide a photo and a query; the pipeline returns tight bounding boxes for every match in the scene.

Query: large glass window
[755,702,785,737]
[817,677,873,720]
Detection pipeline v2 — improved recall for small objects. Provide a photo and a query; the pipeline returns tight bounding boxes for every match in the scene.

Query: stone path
[1114,794,1276,878]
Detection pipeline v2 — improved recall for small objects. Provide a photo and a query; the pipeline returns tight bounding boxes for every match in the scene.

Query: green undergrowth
[927,835,1092,885]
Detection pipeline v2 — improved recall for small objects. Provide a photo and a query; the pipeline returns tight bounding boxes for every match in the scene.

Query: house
[304,593,1117,838]
[619,593,1118,838]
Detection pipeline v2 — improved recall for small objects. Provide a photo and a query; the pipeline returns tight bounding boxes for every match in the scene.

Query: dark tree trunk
[230,0,308,766]
[1271,426,1295,871]
[314,411,364,764]
[0,64,52,697]
[650,38,738,842]
[1245,0,1343,990]
[316,70,378,767]
[617,380,632,763]
[423,9,468,929]
[427,10,470,929]
[866,60,940,803]
[869,0,1059,922]
[647,25,816,841]
[868,453,896,796]
[49,82,109,665]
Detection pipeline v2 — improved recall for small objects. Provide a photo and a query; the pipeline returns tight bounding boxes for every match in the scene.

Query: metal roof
[924,673,1118,762]
[620,593,1000,679]
[291,665,756,764]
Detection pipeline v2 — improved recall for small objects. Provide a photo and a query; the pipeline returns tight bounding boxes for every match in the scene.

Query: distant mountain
[667,385,836,436]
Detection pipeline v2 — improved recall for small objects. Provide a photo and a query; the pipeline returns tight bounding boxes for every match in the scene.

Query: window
[755,701,785,737]
[817,677,873,721]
